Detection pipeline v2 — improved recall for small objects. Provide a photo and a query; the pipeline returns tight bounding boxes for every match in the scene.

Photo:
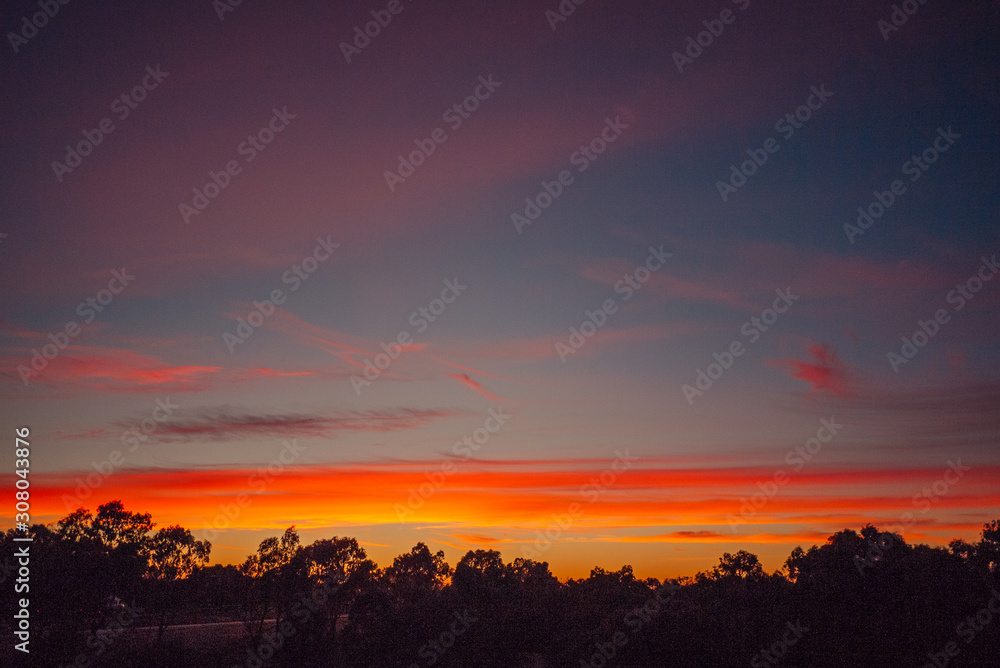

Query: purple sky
[1,0,998,578]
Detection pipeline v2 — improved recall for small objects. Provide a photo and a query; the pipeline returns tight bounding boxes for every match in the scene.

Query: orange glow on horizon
[7,458,996,576]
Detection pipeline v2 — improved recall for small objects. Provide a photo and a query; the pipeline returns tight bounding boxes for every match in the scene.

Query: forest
[1,501,998,667]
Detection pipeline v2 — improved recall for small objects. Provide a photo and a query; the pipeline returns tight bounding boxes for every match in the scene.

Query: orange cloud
[451,533,504,544]
[14,459,999,563]
[250,367,315,377]
[619,530,834,544]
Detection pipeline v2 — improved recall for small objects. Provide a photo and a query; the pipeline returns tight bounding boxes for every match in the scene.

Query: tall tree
[145,526,211,641]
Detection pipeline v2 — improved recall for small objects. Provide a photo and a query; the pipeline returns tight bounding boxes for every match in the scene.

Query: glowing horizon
[2,0,998,583]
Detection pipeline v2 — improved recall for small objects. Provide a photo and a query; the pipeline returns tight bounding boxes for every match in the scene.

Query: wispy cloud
[141,406,464,442]
[822,381,1000,449]
[0,345,221,393]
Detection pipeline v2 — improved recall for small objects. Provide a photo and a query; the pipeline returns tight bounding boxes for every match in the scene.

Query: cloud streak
[136,406,464,442]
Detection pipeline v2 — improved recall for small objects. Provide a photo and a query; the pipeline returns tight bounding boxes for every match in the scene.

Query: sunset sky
[1,0,998,579]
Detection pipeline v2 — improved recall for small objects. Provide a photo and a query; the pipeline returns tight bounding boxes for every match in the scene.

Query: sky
[1,0,998,580]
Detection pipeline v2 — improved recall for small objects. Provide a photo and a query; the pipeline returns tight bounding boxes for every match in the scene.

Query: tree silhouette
[5,505,999,668]
[238,526,300,640]
[383,541,451,602]
[145,525,211,641]
[709,550,766,581]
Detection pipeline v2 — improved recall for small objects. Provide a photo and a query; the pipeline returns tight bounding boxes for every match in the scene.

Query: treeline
[1,502,998,667]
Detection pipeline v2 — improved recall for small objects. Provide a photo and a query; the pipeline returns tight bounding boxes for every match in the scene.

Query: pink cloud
[580,260,749,309]
[2,344,221,393]
[446,372,503,401]
[767,343,853,396]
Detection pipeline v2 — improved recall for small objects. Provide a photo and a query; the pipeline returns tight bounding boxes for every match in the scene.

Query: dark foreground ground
[3,521,999,667]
